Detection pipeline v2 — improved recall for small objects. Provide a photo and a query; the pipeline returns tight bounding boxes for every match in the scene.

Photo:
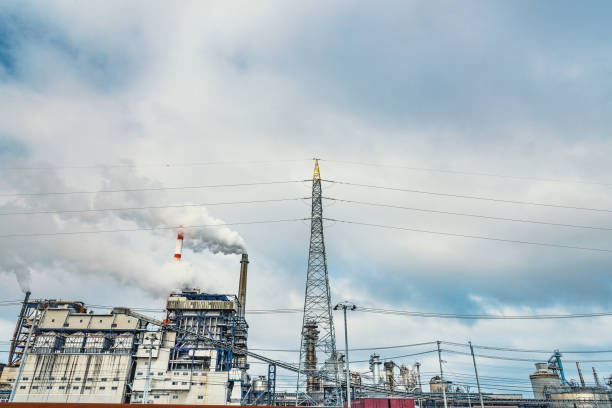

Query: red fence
[347,398,416,408]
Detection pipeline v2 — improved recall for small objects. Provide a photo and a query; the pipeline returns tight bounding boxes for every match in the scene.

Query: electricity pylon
[296,160,343,406]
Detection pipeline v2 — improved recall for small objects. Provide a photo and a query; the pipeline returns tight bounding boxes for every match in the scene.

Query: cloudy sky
[1,0,612,396]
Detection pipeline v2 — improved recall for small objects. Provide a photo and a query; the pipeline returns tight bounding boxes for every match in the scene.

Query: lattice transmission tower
[296,160,343,406]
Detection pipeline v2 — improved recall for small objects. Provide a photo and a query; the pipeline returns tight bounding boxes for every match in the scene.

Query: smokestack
[576,362,585,387]
[238,253,249,317]
[384,361,395,390]
[303,322,320,392]
[593,367,601,387]
[8,291,30,365]
[173,232,184,260]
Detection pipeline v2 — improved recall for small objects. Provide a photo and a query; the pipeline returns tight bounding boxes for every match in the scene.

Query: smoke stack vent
[238,253,249,317]
[174,232,184,260]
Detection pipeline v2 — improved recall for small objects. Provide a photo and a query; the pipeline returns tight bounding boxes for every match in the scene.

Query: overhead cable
[0,158,313,171]
[324,218,612,253]
[323,179,612,213]
[0,218,309,239]
[0,197,308,216]
[0,180,308,197]
[357,307,612,319]
[319,159,612,187]
[325,197,612,231]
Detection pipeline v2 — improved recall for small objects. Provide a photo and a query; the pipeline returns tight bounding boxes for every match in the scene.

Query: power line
[325,197,612,232]
[0,180,308,197]
[442,341,612,354]
[323,180,612,213]
[319,159,612,187]
[0,217,309,239]
[0,158,313,171]
[0,197,307,216]
[324,218,612,253]
[357,307,612,320]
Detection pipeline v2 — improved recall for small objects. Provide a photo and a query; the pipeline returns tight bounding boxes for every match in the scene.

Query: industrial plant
[0,161,611,407]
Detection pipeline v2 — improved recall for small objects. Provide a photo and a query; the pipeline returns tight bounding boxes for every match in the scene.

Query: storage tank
[548,388,611,408]
[530,362,561,399]
[429,376,451,393]
[253,376,268,392]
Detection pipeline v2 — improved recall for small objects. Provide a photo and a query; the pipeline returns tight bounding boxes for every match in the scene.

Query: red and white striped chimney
[173,232,184,261]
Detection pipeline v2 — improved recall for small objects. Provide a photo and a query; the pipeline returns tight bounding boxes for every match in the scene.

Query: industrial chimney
[173,232,184,260]
[238,253,249,317]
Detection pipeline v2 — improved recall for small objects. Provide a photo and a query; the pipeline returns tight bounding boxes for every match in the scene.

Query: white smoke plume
[0,257,32,293]
[0,164,245,296]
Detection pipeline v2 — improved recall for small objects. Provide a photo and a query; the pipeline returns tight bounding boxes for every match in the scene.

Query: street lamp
[334,302,356,408]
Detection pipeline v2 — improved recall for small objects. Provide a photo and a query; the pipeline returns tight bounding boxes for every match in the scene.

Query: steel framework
[296,160,343,406]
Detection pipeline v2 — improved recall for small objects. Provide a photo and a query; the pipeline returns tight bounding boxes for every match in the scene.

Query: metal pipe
[10,305,39,402]
[437,341,448,408]
[143,334,156,404]
[238,253,249,317]
[576,362,586,387]
[416,362,422,392]
[593,367,601,387]
[469,341,484,408]
[8,291,30,365]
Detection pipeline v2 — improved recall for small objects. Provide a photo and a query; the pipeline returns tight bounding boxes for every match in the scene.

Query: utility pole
[334,302,356,408]
[437,341,448,408]
[469,341,484,408]
[10,305,40,402]
[143,334,157,404]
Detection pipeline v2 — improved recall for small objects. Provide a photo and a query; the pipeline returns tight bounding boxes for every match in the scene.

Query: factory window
[101,378,107,382]
[181,381,187,385]
[51,319,55,322]
[32,386,38,389]
[73,386,79,390]
[113,377,119,381]
[46,386,52,389]
[34,377,40,380]
[99,386,105,390]
[85,386,91,390]
[61,377,67,381]
[172,382,177,385]
[99,319,102,323]
[87,377,93,381]
[19,386,26,389]
[74,377,81,381]
[157,372,163,376]
[59,386,65,390]
[50,377,55,381]
[22,377,28,380]
[183,372,188,376]
[137,372,143,376]
[154,396,160,399]
[172,395,178,399]
[111,387,118,390]
[111,323,117,327]
[198,396,204,399]
[193,373,198,376]
[79,319,83,323]
[199,382,205,386]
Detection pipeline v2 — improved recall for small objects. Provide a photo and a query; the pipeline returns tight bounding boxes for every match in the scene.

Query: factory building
[0,234,252,405]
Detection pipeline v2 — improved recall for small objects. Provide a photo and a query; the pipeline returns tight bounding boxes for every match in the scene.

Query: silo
[530,363,561,399]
